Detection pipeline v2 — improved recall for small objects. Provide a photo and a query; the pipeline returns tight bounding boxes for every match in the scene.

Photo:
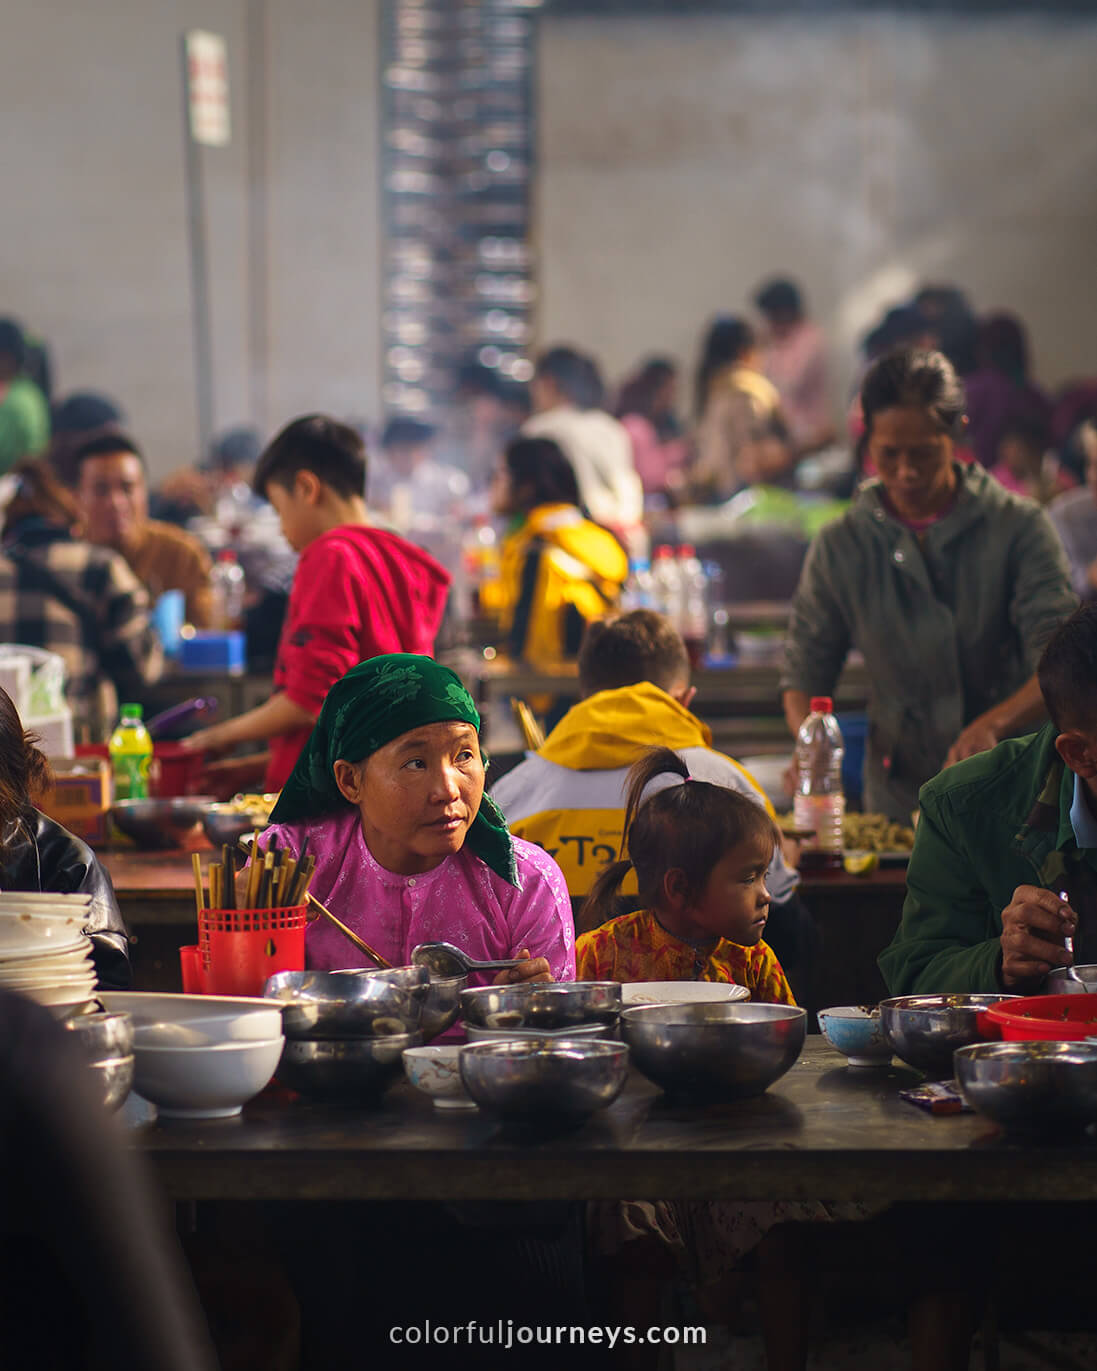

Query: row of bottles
[621,545,710,667]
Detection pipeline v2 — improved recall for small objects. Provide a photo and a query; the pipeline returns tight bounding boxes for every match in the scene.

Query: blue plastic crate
[178,631,245,675]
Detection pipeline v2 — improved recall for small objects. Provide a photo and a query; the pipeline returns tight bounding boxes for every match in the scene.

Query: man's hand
[945,719,1001,767]
[1000,885,1075,989]
[491,947,553,986]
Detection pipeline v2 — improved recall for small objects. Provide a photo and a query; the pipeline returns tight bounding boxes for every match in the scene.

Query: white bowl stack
[0,894,98,1017]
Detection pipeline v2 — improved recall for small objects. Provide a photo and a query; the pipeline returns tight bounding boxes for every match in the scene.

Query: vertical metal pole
[245,0,270,435]
[180,34,215,455]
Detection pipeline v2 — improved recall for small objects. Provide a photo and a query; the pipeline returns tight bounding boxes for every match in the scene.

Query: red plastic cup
[179,943,204,993]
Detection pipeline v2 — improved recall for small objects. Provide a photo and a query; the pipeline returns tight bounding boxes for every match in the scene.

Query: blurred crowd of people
[0,273,1095,799]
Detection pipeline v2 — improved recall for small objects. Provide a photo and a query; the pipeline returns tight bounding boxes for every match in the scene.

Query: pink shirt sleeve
[506,839,577,980]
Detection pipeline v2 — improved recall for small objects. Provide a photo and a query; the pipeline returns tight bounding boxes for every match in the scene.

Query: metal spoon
[1058,890,1086,990]
[411,941,526,979]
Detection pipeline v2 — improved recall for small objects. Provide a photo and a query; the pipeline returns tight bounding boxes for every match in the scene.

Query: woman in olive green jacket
[781,349,1076,821]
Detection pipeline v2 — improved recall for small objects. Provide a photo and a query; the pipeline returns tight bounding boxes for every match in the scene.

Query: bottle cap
[809,696,833,713]
[120,703,143,718]
[217,549,236,561]
[653,545,673,558]
[678,544,696,557]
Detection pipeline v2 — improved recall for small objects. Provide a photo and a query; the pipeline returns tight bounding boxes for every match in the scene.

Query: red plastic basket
[197,904,307,997]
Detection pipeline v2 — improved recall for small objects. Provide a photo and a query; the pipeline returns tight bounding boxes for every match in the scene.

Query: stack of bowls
[620,1001,807,1099]
[459,981,622,1043]
[98,991,284,1119]
[64,1010,135,1110]
[265,967,428,1101]
[0,894,98,1018]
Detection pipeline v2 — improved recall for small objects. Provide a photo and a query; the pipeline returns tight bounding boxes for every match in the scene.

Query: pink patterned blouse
[256,808,575,984]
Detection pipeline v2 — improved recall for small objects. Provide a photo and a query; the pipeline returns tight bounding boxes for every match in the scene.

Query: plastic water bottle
[651,545,684,627]
[210,549,246,630]
[677,544,709,668]
[109,703,153,802]
[793,696,845,871]
[620,558,657,612]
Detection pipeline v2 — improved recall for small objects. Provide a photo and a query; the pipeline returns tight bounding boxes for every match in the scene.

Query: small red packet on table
[898,1082,973,1116]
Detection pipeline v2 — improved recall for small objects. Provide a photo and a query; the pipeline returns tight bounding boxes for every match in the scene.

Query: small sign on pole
[185,30,230,148]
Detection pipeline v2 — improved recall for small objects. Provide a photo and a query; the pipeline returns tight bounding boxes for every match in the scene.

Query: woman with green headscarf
[258,654,575,984]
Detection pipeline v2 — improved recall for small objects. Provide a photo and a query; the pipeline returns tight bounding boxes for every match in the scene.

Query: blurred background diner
[4,2,1097,1367]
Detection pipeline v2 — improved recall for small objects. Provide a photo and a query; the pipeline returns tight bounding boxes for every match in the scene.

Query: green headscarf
[269,654,518,887]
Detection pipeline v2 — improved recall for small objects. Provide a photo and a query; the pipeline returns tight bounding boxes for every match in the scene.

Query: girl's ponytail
[581,858,633,932]
[581,747,689,931]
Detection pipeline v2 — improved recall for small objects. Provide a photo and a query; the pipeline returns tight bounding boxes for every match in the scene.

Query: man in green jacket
[879,604,1097,996]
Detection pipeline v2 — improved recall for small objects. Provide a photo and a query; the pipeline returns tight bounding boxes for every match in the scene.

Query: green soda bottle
[109,703,153,801]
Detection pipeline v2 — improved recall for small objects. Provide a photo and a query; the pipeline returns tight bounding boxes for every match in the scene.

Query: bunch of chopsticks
[191,836,315,913]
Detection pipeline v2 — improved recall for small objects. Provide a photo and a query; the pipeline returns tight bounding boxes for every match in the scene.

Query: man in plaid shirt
[0,464,162,737]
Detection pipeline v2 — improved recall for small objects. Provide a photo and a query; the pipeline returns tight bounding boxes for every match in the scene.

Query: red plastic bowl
[984,994,1097,1042]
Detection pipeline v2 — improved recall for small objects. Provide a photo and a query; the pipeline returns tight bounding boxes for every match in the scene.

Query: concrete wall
[536,13,1097,412]
[0,0,381,476]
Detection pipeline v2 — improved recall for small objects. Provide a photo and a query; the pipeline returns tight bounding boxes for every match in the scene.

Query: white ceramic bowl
[817,1005,892,1067]
[402,1044,477,1109]
[131,1036,284,1118]
[0,914,88,958]
[98,991,284,1044]
[621,982,752,1007]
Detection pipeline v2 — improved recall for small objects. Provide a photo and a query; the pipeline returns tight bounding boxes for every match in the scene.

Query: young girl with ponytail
[577,746,794,1003]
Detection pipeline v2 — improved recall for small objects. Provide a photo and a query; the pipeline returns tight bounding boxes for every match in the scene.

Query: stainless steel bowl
[459,1038,629,1118]
[465,1021,614,1044]
[620,1001,806,1098]
[955,1041,1097,1133]
[459,981,622,1031]
[1047,964,1097,995]
[86,1054,135,1111]
[277,1032,423,1101]
[64,1010,135,1060]
[879,994,1019,1077]
[264,968,430,1039]
[110,797,217,850]
[421,974,466,1040]
[201,804,262,852]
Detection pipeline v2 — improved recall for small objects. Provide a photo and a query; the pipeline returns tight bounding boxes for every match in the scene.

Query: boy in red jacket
[186,415,451,789]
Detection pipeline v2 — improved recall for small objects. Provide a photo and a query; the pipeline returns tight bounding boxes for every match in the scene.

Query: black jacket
[3,809,131,989]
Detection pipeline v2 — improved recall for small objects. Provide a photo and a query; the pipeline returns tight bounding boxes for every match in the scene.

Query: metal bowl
[421,974,467,1040]
[85,1054,135,1111]
[620,1001,806,1098]
[265,968,430,1039]
[201,804,262,851]
[1047,964,1097,995]
[278,1032,423,1101]
[64,1010,135,1060]
[955,1041,1097,1133]
[459,981,622,1031]
[459,1038,629,1118]
[110,797,217,850]
[465,1021,614,1044]
[879,994,1019,1077]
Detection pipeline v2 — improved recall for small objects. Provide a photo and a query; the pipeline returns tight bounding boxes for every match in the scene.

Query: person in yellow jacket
[490,609,817,999]
[486,435,629,673]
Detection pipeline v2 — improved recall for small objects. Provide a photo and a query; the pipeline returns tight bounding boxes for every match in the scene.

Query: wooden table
[102,850,908,1006]
[137,1040,1097,1206]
